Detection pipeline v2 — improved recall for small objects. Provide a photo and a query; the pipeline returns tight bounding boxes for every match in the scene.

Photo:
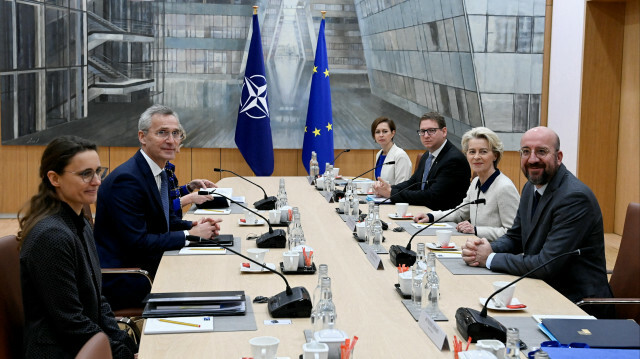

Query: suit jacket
[390,140,470,209]
[429,172,520,241]
[94,150,192,309]
[21,204,136,359]
[374,143,412,185]
[490,164,612,304]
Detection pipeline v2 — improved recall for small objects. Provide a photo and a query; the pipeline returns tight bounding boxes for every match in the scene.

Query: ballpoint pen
[158,319,201,328]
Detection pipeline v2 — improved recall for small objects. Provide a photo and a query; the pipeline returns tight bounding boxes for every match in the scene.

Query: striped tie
[160,171,170,228]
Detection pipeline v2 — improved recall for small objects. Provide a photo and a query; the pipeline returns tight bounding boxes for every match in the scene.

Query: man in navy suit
[373,112,470,209]
[94,105,221,310]
[462,127,613,317]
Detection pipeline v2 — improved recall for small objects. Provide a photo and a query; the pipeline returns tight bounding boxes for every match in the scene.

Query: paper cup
[436,230,452,246]
[492,281,516,307]
[249,336,279,359]
[283,251,300,271]
[244,209,257,224]
[247,248,268,271]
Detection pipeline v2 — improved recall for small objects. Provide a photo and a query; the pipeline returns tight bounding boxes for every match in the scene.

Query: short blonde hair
[461,127,504,167]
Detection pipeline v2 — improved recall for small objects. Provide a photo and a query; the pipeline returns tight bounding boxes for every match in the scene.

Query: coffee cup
[244,209,257,224]
[315,177,325,190]
[359,181,373,194]
[280,205,292,222]
[338,198,346,213]
[492,281,516,307]
[246,248,268,271]
[355,222,366,240]
[268,209,280,224]
[398,271,412,295]
[303,341,329,359]
[436,230,452,247]
[283,251,300,271]
[332,167,340,177]
[395,203,409,217]
[249,336,279,359]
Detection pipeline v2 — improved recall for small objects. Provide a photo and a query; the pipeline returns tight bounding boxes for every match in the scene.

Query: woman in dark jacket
[18,136,136,358]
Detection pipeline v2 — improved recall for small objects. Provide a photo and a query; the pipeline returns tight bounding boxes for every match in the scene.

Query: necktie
[160,171,170,228]
[421,154,434,190]
[531,191,541,219]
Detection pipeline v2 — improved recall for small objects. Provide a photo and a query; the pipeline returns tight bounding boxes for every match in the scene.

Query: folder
[541,318,640,349]
[142,291,246,318]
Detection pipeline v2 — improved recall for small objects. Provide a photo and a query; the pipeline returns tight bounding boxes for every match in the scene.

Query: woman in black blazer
[18,136,136,358]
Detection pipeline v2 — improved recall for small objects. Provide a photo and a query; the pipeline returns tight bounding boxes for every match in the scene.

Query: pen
[203,209,228,213]
[158,319,201,328]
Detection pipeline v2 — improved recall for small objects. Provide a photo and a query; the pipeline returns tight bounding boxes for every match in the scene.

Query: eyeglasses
[65,167,109,183]
[417,128,441,137]
[519,147,551,159]
[154,130,184,141]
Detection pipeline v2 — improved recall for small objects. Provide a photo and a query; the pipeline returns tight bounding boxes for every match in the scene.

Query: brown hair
[420,112,446,129]
[17,136,97,246]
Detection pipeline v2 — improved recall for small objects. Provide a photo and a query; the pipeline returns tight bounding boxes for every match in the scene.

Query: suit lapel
[523,164,567,246]
[427,140,451,180]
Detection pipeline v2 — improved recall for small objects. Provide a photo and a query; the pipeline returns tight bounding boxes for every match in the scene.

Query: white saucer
[238,219,266,226]
[240,262,276,273]
[478,297,525,311]
[388,213,413,220]
[426,242,460,251]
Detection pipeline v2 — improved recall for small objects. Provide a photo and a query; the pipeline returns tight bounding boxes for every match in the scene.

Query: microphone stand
[213,168,278,210]
[389,199,486,267]
[333,161,395,201]
[212,190,287,248]
[217,244,312,318]
[456,248,585,342]
[331,149,350,164]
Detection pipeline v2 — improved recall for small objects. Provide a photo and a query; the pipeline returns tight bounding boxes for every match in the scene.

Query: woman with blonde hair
[18,136,136,358]
[414,127,520,240]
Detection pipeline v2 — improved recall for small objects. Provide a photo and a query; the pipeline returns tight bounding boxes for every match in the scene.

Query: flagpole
[253,5,258,15]
[321,10,326,19]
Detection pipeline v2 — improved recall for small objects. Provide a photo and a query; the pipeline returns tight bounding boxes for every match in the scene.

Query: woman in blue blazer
[18,136,136,358]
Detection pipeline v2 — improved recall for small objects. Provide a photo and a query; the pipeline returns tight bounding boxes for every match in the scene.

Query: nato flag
[235,11,274,176]
[302,17,334,175]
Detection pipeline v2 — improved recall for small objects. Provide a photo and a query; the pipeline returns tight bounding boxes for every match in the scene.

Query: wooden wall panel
[273,149,299,176]
[540,0,554,126]
[333,149,375,179]
[615,0,640,233]
[500,151,526,193]
[219,148,253,179]
[25,146,45,202]
[578,1,625,232]
[171,147,192,187]
[0,146,29,213]
[109,147,138,170]
[191,148,221,183]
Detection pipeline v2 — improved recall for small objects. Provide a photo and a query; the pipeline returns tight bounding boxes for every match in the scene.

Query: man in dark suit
[373,112,470,209]
[94,105,221,310]
[462,126,612,317]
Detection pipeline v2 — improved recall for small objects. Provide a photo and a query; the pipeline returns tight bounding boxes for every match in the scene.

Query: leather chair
[82,204,150,342]
[75,332,111,359]
[0,234,23,359]
[577,202,640,323]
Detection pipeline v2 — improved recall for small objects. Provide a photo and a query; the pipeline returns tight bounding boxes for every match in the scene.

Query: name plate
[307,176,315,185]
[419,310,449,351]
[345,216,357,231]
[366,248,384,270]
[322,191,334,203]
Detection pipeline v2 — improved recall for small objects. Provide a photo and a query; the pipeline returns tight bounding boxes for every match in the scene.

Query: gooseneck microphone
[455,247,590,342]
[213,168,277,210]
[389,198,486,267]
[212,190,286,248]
[377,180,436,205]
[334,161,396,201]
[332,149,351,164]
[217,244,312,318]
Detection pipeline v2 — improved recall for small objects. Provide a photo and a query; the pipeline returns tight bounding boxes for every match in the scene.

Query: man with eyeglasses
[462,126,613,318]
[373,112,470,209]
[94,104,223,310]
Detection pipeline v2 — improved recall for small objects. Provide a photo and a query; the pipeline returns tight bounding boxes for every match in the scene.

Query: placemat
[495,316,549,350]
[212,296,258,332]
[437,258,495,275]
[164,236,242,256]
[396,222,473,236]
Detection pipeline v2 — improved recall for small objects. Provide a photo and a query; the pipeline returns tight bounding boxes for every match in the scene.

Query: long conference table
[138,176,586,358]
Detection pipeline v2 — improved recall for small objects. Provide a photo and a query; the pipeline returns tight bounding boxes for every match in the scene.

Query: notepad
[144,316,214,334]
[194,208,231,215]
[179,247,226,255]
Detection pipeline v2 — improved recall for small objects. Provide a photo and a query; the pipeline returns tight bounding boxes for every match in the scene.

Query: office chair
[75,332,112,359]
[576,202,640,323]
[82,204,151,342]
[0,234,23,359]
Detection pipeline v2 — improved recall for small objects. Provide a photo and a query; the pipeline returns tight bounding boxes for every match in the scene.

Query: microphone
[212,190,287,248]
[389,198,486,267]
[334,161,395,201]
[455,248,589,342]
[332,149,350,164]
[213,168,278,210]
[219,244,312,318]
[377,180,437,205]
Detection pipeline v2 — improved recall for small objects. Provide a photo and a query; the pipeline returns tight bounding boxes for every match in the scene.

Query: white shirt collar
[535,183,548,196]
[430,139,447,159]
[140,149,164,177]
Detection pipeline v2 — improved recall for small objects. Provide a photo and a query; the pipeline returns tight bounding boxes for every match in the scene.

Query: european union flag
[235,9,274,176]
[302,16,333,175]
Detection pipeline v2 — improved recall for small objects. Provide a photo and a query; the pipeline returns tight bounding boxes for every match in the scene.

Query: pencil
[158,319,201,328]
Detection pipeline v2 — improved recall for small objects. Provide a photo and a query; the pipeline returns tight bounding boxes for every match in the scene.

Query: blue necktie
[160,171,170,228]
[421,154,434,190]
[531,191,541,219]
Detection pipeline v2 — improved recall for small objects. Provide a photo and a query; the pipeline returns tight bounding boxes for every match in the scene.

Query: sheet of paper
[179,247,226,255]
[144,317,214,334]
[194,208,231,215]
[411,222,453,229]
